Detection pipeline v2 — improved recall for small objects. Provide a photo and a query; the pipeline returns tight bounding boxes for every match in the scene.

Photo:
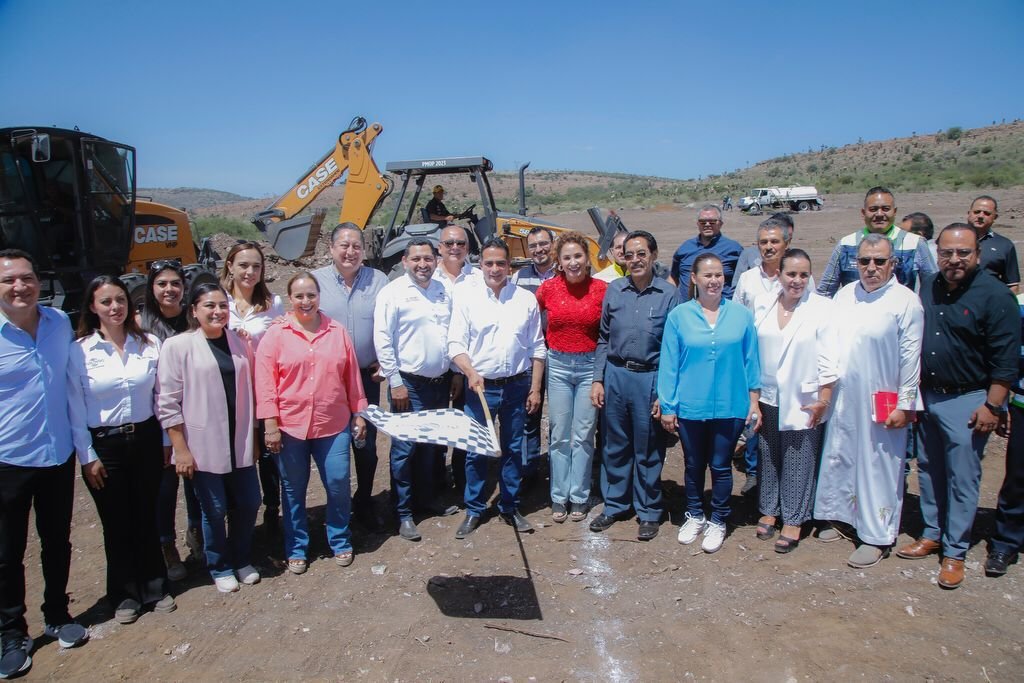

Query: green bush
[194,215,264,241]
[945,126,963,141]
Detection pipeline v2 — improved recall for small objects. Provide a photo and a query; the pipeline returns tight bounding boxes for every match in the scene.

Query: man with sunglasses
[817,186,936,297]
[814,234,924,569]
[896,224,1019,589]
[431,225,479,495]
[668,205,742,301]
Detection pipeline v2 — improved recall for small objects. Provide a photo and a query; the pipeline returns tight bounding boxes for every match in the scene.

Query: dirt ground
[20,190,1024,681]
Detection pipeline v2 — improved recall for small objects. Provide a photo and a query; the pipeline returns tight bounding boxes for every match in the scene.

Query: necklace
[779,300,798,317]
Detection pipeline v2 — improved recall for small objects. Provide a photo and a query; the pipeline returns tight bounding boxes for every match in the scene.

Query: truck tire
[747,203,761,216]
[797,201,810,212]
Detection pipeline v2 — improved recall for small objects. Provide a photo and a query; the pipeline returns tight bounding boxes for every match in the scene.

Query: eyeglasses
[697,219,721,226]
[441,240,468,248]
[624,251,650,260]
[856,257,890,267]
[937,248,977,260]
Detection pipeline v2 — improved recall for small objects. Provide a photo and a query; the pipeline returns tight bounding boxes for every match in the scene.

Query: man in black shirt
[896,224,1020,589]
[968,195,1019,293]
[426,185,464,227]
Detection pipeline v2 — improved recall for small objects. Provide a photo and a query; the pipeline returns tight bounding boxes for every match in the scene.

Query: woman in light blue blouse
[658,253,761,554]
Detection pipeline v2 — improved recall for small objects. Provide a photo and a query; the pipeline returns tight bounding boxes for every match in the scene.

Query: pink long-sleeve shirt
[255,314,368,440]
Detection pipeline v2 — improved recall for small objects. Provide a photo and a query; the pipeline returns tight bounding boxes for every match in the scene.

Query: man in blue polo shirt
[668,205,743,301]
[0,250,88,679]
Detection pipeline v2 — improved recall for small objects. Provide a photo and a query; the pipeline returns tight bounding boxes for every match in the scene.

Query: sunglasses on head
[856,257,890,267]
[149,259,184,273]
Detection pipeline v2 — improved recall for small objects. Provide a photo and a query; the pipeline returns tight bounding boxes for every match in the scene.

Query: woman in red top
[536,232,608,522]
[255,272,368,574]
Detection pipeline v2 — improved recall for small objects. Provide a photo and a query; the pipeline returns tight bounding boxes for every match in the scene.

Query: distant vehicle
[737,186,823,214]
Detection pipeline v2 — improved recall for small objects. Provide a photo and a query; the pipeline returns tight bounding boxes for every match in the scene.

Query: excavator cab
[0,127,136,309]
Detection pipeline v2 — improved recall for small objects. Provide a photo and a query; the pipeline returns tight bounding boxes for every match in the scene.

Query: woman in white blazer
[751,248,838,553]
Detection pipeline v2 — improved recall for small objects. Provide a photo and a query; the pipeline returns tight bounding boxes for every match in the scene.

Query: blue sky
[2,0,1021,197]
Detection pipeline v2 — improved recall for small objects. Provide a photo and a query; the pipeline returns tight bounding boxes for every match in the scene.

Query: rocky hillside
[137,187,252,211]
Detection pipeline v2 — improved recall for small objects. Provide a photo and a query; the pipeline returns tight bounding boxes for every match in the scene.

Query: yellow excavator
[250,117,617,273]
[0,126,219,311]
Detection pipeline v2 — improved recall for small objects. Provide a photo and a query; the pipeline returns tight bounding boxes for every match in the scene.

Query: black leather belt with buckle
[399,370,452,385]
[90,422,138,439]
[485,371,528,386]
[612,358,656,373]
[925,382,987,395]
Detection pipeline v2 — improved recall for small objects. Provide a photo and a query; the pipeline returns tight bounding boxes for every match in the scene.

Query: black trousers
[256,421,281,510]
[352,367,381,511]
[86,417,168,606]
[992,404,1024,556]
[0,453,75,637]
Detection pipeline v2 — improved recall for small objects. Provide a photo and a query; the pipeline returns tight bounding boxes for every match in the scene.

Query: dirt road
[20,190,1024,681]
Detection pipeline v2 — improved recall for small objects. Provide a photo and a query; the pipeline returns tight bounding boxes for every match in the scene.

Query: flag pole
[474,384,500,454]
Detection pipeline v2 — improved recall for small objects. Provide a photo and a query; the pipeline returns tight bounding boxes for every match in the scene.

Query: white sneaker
[677,513,706,545]
[236,565,261,585]
[702,521,727,553]
[214,575,240,593]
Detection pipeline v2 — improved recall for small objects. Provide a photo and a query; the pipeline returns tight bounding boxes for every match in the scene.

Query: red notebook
[872,391,917,423]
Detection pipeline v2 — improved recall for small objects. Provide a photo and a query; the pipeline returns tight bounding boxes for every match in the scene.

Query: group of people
[1,186,1022,678]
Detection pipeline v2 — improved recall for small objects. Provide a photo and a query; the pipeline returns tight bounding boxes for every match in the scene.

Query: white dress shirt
[374,274,453,388]
[432,261,480,296]
[67,331,162,464]
[448,278,546,379]
[229,294,285,349]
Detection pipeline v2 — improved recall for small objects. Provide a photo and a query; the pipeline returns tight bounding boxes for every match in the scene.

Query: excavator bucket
[263,209,326,261]
[587,207,626,260]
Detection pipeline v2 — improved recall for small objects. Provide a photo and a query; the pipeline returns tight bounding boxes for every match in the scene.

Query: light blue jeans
[547,350,597,505]
[277,429,353,560]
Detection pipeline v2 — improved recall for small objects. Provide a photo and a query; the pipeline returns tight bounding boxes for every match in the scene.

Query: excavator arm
[251,117,391,260]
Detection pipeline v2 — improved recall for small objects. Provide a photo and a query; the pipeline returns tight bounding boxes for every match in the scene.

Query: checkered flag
[359,405,500,457]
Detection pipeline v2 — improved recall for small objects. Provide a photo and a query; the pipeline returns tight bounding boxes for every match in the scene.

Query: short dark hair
[971,195,999,212]
[187,282,229,330]
[526,226,555,243]
[76,275,150,342]
[330,222,364,246]
[779,248,812,272]
[865,186,895,203]
[0,249,39,275]
[936,222,979,247]
[404,237,438,257]
[624,230,657,253]
[480,236,510,259]
[901,212,934,240]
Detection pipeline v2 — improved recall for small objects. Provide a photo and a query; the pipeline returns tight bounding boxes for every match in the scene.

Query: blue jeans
[918,389,990,560]
[389,375,448,520]
[191,467,261,579]
[547,350,597,505]
[677,418,745,525]
[743,431,758,478]
[277,429,353,559]
[463,375,529,516]
[522,373,545,471]
[157,467,202,543]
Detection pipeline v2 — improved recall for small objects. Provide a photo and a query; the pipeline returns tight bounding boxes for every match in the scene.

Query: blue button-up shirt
[657,298,760,420]
[594,276,681,383]
[311,264,388,369]
[0,307,74,467]
[670,233,743,302]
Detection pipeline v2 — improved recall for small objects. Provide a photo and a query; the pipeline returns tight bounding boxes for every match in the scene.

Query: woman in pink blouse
[256,272,368,574]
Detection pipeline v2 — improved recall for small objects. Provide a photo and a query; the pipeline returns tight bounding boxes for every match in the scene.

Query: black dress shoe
[986,551,1015,576]
[637,520,660,540]
[589,513,617,533]
[455,514,480,539]
[398,519,421,541]
[500,511,533,533]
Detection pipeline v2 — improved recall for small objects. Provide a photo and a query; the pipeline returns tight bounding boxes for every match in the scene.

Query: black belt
[923,382,988,395]
[90,420,148,439]
[610,358,657,373]
[399,370,452,385]
[484,371,529,386]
